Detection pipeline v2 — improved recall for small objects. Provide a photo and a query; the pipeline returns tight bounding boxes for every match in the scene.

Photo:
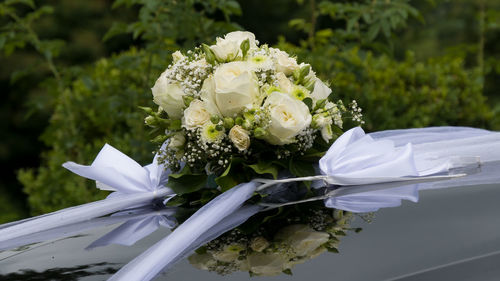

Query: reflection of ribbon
[0,206,176,251]
[86,207,177,249]
[324,182,420,212]
[0,144,174,245]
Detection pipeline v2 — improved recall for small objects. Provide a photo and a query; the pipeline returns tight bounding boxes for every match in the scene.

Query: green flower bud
[240,38,250,58]
[183,95,194,107]
[242,119,253,130]
[299,64,311,80]
[210,114,220,124]
[138,106,154,114]
[253,127,267,139]
[243,111,256,121]
[223,117,235,129]
[292,67,301,81]
[201,43,217,65]
[152,135,168,144]
[304,77,316,91]
[314,99,327,110]
[235,117,244,126]
[144,116,156,126]
[215,124,224,131]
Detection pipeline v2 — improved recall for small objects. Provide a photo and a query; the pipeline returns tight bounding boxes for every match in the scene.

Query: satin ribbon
[0,144,174,245]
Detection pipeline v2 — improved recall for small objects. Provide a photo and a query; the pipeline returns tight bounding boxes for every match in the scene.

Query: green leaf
[302,97,313,111]
[240,38,250,58]
[222,1,241,16]
[215,160,240,192]
[5,0,35,8]
[366,23,380,41]
[302,149,326,159]
[247,161,278,179]
[380,19,391,38]
[195,246,207,255]
[168,119,182,130]
[289,159,315,177]
[262,207,283,223]
[346,16,358,33]
[289,158,315,188]
[215,157,247,191]
[331,124,344,136]
[164,196,186,207]
[327,247,339,253]
[103,22,128,42]
[201,43,216,65]
[167,173,207,195]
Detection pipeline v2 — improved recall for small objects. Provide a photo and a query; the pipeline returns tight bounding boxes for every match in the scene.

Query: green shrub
[278,41,495,131]
[17,49,163,214]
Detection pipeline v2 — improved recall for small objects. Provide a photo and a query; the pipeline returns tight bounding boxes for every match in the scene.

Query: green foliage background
[1,0,499,222]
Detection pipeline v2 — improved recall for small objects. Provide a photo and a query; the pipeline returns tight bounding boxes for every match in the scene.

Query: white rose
[151,72,186,119]
[210,31,257,61]
[188,253,216,270]
[275,72,293,93]
[270,47,299,75]
[212,243,245,263]
[182,99,211,129]
[275,224,330,257]
[167,132,186,150]
[247,252,288,276]
[284,246,326,269]
[200,76,222,117]
[211,61,261,117]
[229,125,250,151]
[250,237,270,252]
[311,78,332,102]
[263,92,312,145]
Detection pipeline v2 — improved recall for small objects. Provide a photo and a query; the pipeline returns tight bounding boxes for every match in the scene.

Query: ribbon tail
[160,205,262,274]
[86,217,164,249]
[108,181,259,281]
[0,189,172,246]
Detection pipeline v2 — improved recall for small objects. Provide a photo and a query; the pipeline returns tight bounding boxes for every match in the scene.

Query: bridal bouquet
[143,31,363,195]
[189,203,356,276]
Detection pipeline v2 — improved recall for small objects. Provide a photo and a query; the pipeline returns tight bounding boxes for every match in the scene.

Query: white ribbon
[0,144,174,245]
[256,127,475,191]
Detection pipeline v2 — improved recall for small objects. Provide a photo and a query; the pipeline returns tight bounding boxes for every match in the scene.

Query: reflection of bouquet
[143,31,363,194]
[188,203,358,276]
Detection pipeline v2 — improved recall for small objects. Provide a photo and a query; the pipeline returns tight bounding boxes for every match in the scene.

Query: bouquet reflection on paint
[188,201,361,277]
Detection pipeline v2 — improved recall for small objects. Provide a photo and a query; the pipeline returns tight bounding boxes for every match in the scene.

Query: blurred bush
[277,43,494,131]
[276,0,497,131]
[13,0,242,215]
[18,49,160,214]
[0,0,498,217]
